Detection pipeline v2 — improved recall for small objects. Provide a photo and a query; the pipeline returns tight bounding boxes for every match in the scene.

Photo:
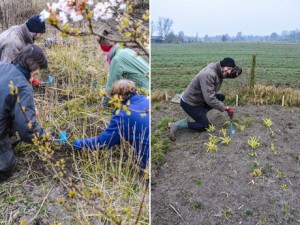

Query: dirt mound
[152,102,300,225]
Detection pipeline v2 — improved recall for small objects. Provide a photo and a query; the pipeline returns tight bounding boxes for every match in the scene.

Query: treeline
[154,30,300,43]
[152,17,300,43]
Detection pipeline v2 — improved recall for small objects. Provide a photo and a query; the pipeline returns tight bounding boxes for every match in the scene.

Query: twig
[135,178,149,224]
[169,204,188,225]
[50,24,149,56]
[29,186,54,223]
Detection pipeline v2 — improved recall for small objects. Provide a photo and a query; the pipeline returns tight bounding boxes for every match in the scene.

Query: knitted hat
[26,16,46,33]
[220,57,236,68]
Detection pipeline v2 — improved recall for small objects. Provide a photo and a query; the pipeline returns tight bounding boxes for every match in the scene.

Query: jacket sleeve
[12,85,45,143]
[105,56,124,95]
[199,73,226,112]
[73,113,123,150]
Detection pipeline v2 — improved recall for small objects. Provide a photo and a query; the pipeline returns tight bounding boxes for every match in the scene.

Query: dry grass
[0,0,46,30]
[0,29,149,225]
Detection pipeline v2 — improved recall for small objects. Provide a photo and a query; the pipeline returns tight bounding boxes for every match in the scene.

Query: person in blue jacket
[0,45,48,182]
[73,79,149,168]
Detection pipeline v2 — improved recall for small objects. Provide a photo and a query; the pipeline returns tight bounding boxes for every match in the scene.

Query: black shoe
[0,169,13,182]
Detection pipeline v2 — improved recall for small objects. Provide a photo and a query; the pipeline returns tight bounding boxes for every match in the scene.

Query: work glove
[225,106,235,118]
[30,77,41,86]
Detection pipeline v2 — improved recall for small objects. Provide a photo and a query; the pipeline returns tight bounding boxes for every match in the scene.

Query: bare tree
[157,17,173,39]
[178,30,185,42]
[221,34,229,42]
[165,31,176,43]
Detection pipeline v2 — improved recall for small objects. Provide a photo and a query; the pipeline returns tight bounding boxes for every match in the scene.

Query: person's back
[0,25,33,63]
[96,37,149,101]
[0,45,48,182]
[110,45,149,90]
[0,62,34,139]
[116,93,149,166]
[0,15,46,64]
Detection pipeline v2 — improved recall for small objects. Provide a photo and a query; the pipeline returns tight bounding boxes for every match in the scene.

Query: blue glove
[53,130,67,144]
[73,140,82,150]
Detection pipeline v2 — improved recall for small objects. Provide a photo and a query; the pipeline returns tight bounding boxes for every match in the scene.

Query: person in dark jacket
[73,79,149,168]
[169,57,242,141]
[0,15,46,86]
[0,45,48,182]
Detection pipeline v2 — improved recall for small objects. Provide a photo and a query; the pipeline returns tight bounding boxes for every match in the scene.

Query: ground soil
[152,101,300,225]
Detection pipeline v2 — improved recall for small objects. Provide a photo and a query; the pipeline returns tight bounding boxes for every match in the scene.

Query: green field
[151,42,300,94]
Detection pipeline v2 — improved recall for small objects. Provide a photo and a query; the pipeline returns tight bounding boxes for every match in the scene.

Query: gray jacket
[0,24,33,63]
[182,62,226,112]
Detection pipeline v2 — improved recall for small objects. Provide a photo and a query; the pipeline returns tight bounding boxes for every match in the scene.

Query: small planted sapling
[206,124,215,133]
[271,143,277,155]
[249,152,258,158]
[251,168,262,177]
[281,183,287,190]
[248,137,260,149]
[262,118,275,138]
[208,134,219,144]
[221,128,227,137]
[204,141,218,152]
[219,128,231,145]
[252,159,260,168]
[262,118,273,127]
[239,124,246,131]
[219,136,231,145]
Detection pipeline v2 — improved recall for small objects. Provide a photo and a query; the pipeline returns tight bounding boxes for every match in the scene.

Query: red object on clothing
[100,44,112,52]
[31,77,41,86]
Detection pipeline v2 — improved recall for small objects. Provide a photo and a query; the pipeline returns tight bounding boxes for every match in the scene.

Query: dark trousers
[180,94,225,131]
[0,137,16,182]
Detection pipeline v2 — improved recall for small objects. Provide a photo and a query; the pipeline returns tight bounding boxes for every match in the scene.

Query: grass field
[151,42,300,94]
[151,42,300,224]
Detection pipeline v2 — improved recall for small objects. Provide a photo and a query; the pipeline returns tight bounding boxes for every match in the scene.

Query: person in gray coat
[0,15,46,86]
[169,57,242,141]
[0,45,48,182]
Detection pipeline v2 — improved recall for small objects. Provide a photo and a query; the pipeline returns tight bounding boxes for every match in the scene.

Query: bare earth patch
[152,101,300,225]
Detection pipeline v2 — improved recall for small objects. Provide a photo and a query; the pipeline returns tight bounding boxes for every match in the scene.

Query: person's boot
[0,169,13,183]
[168,119,188,141]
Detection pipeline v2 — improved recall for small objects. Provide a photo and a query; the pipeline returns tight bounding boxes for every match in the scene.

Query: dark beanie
[220,57,236,68]
[26,16,46,33]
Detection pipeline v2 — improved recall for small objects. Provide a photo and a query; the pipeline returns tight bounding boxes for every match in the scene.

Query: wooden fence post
[250,55,256,94]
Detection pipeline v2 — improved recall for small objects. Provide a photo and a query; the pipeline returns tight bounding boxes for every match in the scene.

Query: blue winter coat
[0,62,44,143]
[0,62,44,172]
[73,94,149,168]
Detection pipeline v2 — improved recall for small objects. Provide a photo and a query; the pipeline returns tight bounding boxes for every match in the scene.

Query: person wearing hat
[0,15,46,86]
[169,57,243,141]
[96,36,149,107]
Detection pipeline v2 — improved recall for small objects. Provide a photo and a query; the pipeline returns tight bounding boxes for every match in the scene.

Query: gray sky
[151,0,300,37]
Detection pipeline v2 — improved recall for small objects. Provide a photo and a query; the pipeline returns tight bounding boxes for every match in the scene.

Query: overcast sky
[151,0,300,37]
